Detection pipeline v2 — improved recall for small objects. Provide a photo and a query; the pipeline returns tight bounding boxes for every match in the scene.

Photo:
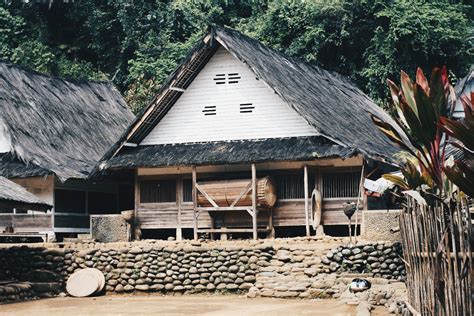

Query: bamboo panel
[400,197,472,316]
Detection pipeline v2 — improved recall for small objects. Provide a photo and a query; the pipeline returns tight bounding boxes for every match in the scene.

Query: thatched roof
[0,62,135,181]
[105,136,356,169]
[95,26,402,174]
[0,176,52,210]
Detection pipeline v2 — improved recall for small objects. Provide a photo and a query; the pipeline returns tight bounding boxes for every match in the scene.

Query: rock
[204,283,214,290]
[124,285,134,292]
[135,284,149,291]
[115,284,124,292]
[341,249,352,256]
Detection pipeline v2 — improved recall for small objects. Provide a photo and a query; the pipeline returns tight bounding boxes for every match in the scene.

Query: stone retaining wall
[321,241,406,281]
[0,238,406,311]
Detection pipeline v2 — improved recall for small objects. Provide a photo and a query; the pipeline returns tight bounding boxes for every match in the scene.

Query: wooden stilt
[304,165,310,236]
[176,178,183,241]
[251,164,258,240]
[192,166,198,240]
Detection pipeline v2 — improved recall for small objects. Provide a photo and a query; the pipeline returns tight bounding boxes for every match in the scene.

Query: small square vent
[214,73,241,85]
[239,103,254,113]
[202,105,216,116]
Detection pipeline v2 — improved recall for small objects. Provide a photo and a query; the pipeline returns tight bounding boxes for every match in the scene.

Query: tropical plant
[440,92,474,197]
[371,67,455,194]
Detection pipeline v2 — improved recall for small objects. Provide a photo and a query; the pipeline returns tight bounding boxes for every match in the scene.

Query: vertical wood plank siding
[322,171,360,198]
[140,180,176,203]
[140,47,317,145]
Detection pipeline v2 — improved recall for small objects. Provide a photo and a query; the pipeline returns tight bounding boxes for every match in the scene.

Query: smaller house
[0,176,53,241]
[0,61,135,238]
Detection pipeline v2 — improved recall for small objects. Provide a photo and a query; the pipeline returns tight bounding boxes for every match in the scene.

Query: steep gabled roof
[94,26,402,174]
[0,176,52,210]
[0,61,135,181]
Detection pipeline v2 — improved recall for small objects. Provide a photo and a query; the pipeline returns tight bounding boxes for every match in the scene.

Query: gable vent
[213,73,241,85]
[239,103,254,113]
[202,105,216,116]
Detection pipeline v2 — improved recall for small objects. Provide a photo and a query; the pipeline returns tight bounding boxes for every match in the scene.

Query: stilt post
[192,166,198,240]
[251,164,258,240]
[304,165,310,236]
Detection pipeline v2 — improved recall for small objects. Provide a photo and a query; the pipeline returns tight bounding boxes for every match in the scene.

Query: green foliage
[0,1,471,112]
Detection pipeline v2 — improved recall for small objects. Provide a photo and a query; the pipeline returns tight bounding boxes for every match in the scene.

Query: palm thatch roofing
[0,62,135,181]
[0,176,52,210]
[95,26,403,174]
[105,136,356,169]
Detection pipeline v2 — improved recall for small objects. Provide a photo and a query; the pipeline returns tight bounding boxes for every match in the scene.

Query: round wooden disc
[66,269,100,297]
[84,268,105,293]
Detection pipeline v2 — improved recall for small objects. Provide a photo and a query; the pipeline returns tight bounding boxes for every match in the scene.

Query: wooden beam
[134,170,140,241]
[192,166,198,240]
[251,163,258,240]
[304,165,310,236]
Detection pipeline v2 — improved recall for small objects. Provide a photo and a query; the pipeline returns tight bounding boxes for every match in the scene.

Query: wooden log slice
[84,268,105,293]
[66,269,100,297]
[197,176,277,208]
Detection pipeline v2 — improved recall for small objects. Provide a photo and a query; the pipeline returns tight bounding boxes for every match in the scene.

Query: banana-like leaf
[382,174,410,190]
[445,164,474,197]
[414,82,438,143]
[401,71,418,116]
[440,117,474,151]
[416,67,430,95]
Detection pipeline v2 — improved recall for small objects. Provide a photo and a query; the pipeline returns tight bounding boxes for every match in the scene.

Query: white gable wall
[140,47,318,146]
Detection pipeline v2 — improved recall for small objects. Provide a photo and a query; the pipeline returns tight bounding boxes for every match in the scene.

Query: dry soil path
[0,295,368,316]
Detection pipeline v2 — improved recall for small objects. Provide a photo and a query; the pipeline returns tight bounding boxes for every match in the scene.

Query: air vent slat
[214,73,241,85]
[239,103,254,114]
[202,105,217,116]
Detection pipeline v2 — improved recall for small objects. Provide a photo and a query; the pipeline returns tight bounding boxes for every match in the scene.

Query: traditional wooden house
[95,26,402,240]
[0,176,52,241]
[0,62,135,237]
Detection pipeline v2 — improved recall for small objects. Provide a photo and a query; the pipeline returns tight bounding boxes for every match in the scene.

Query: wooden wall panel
[140,47,317,145]
[0,214,52,232]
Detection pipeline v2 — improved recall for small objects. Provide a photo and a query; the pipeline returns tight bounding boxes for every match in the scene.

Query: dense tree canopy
[1,0,472,113]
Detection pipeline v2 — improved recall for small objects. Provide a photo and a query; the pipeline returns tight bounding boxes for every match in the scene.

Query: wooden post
[134,170,140,241]
[251,164,258,240]
[176,178,183,241]
[192,166,198,240]
[304,165,310,237]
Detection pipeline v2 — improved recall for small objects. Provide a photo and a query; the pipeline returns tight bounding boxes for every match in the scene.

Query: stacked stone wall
[0,238,406,310]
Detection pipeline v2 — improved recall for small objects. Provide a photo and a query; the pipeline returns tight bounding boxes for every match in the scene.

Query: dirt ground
[0,295,388,316]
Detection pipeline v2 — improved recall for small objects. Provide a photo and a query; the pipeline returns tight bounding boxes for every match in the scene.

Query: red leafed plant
[440,92,474,197]
[371,66,455,195]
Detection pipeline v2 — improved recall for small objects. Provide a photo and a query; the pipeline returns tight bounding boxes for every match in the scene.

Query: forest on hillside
[1,0,472,113]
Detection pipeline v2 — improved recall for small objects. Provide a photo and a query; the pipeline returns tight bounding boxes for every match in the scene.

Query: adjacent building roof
[95,26,403,174]
[0,62,135,181]
[0,176,52,210]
